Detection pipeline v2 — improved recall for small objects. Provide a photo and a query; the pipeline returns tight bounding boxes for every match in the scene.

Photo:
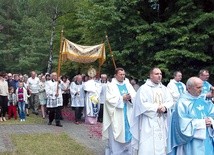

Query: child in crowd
[16,82,28,122]
[23,75,30,116]
[8,87,17,120]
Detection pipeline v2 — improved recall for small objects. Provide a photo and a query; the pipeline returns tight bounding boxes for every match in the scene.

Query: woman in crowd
[39,75,46,119]
[0,72,9,121]
[61,75,70,108]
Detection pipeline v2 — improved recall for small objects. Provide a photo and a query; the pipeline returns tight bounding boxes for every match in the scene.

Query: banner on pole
[62,39,106,66]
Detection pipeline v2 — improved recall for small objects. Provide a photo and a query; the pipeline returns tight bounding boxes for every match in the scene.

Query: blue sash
[202,81,211,94]
[175,82,184,94]
[117,84,132,142]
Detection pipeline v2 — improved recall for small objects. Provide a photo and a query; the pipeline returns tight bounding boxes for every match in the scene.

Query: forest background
[0,0,213,84]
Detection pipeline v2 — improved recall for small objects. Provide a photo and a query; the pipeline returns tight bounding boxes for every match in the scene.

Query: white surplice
[70,81,85,107]
[45,80,63,108]
[130,79,173,155]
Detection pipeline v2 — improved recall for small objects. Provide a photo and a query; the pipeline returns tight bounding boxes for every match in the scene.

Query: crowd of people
[0,67,213,155]
[0,69,115,126]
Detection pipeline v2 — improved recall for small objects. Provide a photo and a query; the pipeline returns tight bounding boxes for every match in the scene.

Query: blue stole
[117,84,132,142]
[202,81,211,94]
[190,98,214,154]
[175,82,184,94]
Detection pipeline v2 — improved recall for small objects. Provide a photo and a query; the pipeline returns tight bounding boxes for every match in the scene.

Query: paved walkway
[0,109,106,155]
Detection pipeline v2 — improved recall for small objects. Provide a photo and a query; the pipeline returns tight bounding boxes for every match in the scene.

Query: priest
[130,67,173,155]
[70,74,85,124]
[167,77,214,155]
[83,67,101,124]
[103,68,136,155]
[167,71,186,109]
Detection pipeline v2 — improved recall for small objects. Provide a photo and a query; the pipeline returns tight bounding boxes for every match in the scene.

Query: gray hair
[199,69,209,76]
[186,78,194,89]
[101,74,107,78]
[186,77,201,89]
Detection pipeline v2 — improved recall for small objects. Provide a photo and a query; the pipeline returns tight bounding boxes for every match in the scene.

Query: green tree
[0,0,213,83]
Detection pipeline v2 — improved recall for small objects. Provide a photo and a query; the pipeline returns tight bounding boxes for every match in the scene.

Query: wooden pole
[56,28,64,95]
[57,28,64,80]
[98,42,104,78]
[105,33,117,70]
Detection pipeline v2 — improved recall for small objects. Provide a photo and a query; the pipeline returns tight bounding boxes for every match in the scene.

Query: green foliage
[0,0,213,83]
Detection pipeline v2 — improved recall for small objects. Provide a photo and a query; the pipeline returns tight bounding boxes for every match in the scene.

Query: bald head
[76,74,82,83]
[101,74,107,83]
[51,72,57,80]
[186,77,203,96]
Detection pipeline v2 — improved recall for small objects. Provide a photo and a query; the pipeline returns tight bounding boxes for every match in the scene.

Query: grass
[0,133,94,155]
[0,110,95,155]
[0,112,46,125]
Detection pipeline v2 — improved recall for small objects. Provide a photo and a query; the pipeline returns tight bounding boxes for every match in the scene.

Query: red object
[61,108,102,138]
[8,105,17,119]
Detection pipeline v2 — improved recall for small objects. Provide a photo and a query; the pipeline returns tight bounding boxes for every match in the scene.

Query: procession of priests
[101,67,214,155]
[47,66,214,155]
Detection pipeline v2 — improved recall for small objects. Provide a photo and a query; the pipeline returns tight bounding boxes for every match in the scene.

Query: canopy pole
[57,28,64,79]
[105,33,117,70]
[98,42,105,78]
[56,28,64,94]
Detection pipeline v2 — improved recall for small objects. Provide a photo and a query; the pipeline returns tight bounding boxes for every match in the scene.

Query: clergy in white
[103,68,136,155]
[130,67,173,155]
[98,74,109,123]
[199,69,214,100]
[45,72,63,127]
[167,71,186,109]
[83,75,101,124]
[167,77,214,155]
[70,75,85,124]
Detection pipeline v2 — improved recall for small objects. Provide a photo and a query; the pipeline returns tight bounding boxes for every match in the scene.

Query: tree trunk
[47,7,58,74]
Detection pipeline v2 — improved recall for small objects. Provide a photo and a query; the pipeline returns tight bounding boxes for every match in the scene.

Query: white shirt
[61,80,70,94]
[0,79,9,96]
[27,77,40,93]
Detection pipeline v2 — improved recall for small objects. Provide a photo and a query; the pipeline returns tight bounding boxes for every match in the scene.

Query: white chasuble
[130,79,173,155]
[152,88,167,155]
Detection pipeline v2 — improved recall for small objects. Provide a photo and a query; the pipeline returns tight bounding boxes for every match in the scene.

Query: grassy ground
[0,110,95,155]
[0,112,46,125]
[0,133,94,155]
